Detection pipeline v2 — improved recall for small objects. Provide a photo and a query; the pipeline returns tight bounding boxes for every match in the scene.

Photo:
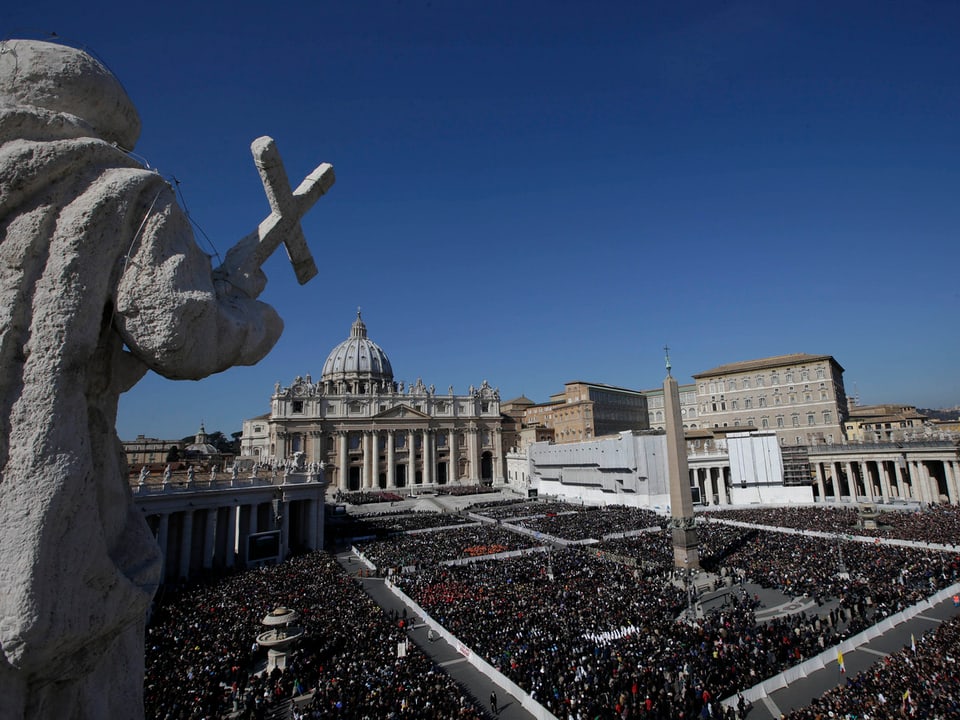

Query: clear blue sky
[7,1,960,441]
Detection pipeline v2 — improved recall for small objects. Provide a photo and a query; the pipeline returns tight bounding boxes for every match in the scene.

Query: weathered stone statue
[0,39,332,719]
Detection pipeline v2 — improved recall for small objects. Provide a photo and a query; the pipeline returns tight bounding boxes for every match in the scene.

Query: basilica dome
[320,311,393,386]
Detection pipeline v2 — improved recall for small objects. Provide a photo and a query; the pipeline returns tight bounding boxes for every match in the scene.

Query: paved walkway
[336,549,537,720]
[744,593,960,719]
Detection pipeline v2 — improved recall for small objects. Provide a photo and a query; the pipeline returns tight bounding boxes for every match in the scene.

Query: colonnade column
[371,431,380,489]
[720,467,730,504]
[814,463,826,502]
[386,431,396,488]
[877,460,892,501]
[844,462,856,501]
[946,461,960,505]
[279,500,289,560]
[225,506,236,567]
[202,508,217,570]
[179,510,194,580]
[906,460,922,502]
[338,431,349,491]
[306,499,319,551]
[157,513,169,581]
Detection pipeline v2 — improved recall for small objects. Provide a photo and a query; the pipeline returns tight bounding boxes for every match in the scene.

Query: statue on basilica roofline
[0,39,334,718]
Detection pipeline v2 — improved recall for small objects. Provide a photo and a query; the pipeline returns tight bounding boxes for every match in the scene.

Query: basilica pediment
[374,404,431,420]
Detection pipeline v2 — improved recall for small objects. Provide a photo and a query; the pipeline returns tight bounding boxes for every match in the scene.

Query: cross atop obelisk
[663,347,699,569]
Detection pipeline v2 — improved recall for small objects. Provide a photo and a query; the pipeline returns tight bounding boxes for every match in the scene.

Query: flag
[911,633,916,653]
[837,650,845,673]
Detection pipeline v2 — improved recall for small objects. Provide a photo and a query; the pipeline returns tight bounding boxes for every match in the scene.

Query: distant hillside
[919,408,960,421]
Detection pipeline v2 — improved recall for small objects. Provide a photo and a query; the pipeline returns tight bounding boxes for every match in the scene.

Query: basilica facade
[242,312,504,492]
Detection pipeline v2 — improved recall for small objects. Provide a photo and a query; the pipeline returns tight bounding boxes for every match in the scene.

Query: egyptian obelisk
[664,347,699,568]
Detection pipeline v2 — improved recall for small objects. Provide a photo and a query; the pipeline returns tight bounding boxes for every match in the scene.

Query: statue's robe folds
[0,105,282,719]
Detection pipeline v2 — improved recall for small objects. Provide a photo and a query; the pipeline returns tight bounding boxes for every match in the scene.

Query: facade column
[361,431,372,489]
[449,428,459,483]
[467,427,479,482]
[203,507,217,570]
[407,432,416,486]
[386,431,396,488]
[156,512,169,582]
[422,429,433,485]
[179,510,194,580]
[371,431,380,489]
[493,428,504,483]
[720,466,731,505]
[338,431,349,491]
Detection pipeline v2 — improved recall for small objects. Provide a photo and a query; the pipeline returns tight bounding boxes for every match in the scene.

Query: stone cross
[219,136,335,293]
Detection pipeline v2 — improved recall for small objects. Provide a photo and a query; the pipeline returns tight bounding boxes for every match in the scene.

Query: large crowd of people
[355,524,540,571]
[706,503,960,547]
[144,552,487,719]
[144,496,960,719]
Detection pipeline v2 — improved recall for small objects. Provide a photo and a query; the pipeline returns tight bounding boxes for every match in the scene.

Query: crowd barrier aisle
[384,578,559,720]
[724,580,960,707]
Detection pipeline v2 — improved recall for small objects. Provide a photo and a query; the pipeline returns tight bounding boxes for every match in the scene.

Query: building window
[731,400,739,410]
[758,397,766,408]
[792,414,800,427]
[801,370,810,381]
[292,400,304,413]
[785,372,794,383]
[807,414,815,426]
[253,425,262,433]
[742,377,750,389]
[771,373,779,385]
[817,368,825,379]
[823,411,832,424]
[756,375,764,387]
[761,417,769,429]
[776,416,784,428]
[728,379,737,390]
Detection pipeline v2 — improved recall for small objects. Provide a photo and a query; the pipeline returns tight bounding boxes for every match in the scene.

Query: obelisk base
[670,521,700,569]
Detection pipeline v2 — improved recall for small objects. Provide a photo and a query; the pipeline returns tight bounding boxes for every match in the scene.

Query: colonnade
[810,451,960,505]
[691,464,731,506]
[138,482,326,583]
[330,426,503,492]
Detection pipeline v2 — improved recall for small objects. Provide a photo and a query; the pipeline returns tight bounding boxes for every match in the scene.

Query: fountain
[256,607,304,672]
